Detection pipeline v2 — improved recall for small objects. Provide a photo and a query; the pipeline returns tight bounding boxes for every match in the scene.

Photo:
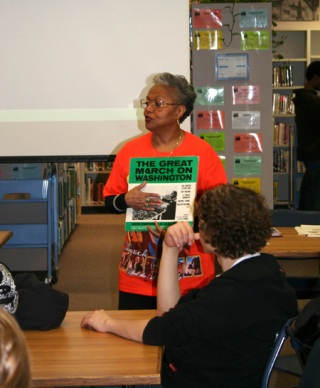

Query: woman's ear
[176,104,186,121]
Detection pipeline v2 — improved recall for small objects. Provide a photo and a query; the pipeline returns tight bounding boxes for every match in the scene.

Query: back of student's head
[0,308,33,388]
[306,60,320,81]
[197,183,272,259]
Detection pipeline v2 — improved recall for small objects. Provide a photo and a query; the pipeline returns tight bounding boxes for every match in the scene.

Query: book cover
[125,156,199,232]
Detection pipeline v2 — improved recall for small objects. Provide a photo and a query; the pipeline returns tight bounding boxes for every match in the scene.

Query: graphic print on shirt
[119,231,203,281]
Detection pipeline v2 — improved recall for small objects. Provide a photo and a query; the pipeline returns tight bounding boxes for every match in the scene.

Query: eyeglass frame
[140,98,181,109]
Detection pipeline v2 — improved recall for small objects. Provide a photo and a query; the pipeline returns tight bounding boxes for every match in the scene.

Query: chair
[270,209,320,227]
[274,296,320,382]
[260,317,297,388]
[298,337,320,388]
[270,208,320,300]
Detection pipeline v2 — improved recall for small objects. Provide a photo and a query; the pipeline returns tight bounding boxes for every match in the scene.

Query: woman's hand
[147,221,166,240]
[124,181,162,210]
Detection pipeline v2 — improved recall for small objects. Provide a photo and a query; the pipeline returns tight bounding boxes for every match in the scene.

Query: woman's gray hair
[153,72,197,123]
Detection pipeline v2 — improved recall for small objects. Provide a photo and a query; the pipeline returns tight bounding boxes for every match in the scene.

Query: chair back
[298,337,320,388]
[260,317,296,388]
[270,209,320,227]
[290,296,320,367]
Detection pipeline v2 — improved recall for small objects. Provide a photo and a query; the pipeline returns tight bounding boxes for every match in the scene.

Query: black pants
[118,290,157,310]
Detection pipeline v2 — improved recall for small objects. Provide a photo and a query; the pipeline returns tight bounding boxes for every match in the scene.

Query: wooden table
[262,227,320,258]
[0,230,12,248]
[25,310,162,387]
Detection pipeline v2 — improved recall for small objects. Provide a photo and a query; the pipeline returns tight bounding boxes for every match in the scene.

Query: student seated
[81,184,298,388]
[0,308,33,388]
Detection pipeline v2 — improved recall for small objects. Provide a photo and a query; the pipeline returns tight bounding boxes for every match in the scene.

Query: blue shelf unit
[0,171,58,283]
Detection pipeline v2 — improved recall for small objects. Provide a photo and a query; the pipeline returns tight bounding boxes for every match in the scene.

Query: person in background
[82,184,298,387]
[293,60,320,210]
[103,72,227,310]
[0,308,33,388]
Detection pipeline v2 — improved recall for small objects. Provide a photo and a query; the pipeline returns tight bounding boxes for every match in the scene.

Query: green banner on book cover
[125,156,199,232]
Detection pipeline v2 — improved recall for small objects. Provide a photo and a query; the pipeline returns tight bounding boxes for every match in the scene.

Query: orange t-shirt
[104,131,227,296]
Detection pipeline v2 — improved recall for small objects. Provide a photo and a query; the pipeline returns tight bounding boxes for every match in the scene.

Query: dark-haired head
[196,184,272,259]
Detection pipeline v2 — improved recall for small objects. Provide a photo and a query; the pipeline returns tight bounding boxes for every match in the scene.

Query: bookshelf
[272,23,320,208]
[79,156,115,214]
[0,163,79,282]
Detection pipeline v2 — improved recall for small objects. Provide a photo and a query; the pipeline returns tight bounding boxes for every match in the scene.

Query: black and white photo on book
[125,156,199,232]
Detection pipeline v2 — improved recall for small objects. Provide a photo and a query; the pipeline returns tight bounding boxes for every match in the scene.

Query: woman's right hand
[125,181,162,210]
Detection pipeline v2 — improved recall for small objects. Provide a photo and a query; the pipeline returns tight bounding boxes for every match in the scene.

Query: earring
[176,119,180,127]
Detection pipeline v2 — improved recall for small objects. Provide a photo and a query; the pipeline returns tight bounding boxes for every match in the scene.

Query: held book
[125,156,199,232]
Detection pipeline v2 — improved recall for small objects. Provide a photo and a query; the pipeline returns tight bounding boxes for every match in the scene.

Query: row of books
[272,93,295,115]
[273,149,289,172]
[85,178,105,204]
[273,122,293,146]
[272,65,293,87]
[85,161,114,172]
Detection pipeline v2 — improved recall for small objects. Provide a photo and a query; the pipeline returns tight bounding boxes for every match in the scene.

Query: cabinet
[272,23,320,208]
[0,163,79,282]
[79,157,115,214]
[0,171,57,283]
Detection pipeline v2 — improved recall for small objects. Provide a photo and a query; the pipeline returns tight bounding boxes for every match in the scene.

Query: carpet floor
[53,213,126,311]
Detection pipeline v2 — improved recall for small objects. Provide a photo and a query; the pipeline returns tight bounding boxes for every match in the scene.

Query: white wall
[0,0,190,159]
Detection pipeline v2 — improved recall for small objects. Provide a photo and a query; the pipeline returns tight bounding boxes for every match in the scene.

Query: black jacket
[143,254,298,388]
[293,88,320,162]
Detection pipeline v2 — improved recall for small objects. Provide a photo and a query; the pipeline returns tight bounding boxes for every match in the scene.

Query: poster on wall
[232,177,261,193]
[195,87,224,106]
[232,111,260,130]
[216,53,249,80]
[196,110,225,130]
[234,133,263,153]
[239,9,269,28]
[232,85,260,105]
[233,156,262,176]
[192,8,222,28]
[199,133,225,151]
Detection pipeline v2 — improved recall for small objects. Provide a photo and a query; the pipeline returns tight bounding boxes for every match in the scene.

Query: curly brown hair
[196,184,272,260]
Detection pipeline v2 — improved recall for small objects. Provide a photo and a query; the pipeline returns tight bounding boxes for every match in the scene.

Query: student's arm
[157,222,195,316]
[81,309,149,343]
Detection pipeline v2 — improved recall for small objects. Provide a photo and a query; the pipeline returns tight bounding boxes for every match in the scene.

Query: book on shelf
[272,65,293,87]
[125,156,199,232]
[85,178,105,205]
[273,149,289,172]
[272,93,295,115]
[273,122,293,146]
[85,161,114,172]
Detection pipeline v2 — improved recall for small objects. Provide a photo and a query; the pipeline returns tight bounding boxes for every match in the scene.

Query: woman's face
[143,84,184,133]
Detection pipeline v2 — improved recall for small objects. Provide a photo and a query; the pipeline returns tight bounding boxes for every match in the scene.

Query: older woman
[103,72,227,309]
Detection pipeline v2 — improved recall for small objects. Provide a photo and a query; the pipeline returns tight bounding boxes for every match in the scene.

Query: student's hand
[164,222,194,250]
[81,310,111,332]
[125,181,162,210]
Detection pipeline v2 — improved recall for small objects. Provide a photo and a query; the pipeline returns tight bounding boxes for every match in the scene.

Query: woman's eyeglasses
[140,98,180,109]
